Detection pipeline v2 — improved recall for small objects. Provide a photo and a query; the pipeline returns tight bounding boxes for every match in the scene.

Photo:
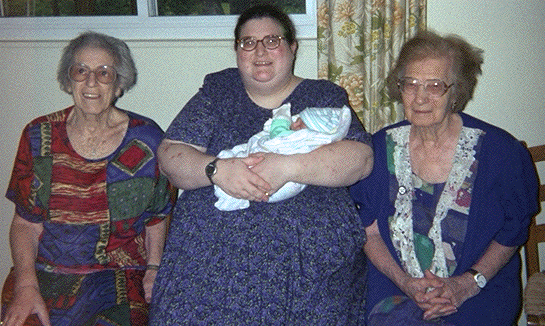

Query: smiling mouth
[83,93,100,99]
[254,61,272,66]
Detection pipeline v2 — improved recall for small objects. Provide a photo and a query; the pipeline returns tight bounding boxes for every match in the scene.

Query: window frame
[0,0,316,41]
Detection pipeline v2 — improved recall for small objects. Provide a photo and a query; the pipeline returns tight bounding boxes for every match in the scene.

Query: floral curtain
[317,0,427,133]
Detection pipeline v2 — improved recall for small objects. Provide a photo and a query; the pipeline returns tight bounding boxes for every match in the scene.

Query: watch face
[475,274,486,288]
[206,160,217,178]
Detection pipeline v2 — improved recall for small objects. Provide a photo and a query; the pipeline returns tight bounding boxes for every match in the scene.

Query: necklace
[86,134,109,158]
[67,108,127,159]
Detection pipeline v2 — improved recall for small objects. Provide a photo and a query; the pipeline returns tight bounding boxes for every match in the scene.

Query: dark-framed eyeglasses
[69,63,117,84]
[397,77,454,98]
[237,35,284,51]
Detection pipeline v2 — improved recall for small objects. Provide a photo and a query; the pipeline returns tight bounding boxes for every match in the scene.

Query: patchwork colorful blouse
[5,106,176,272]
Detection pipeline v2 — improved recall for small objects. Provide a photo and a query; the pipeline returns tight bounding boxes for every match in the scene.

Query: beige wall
[0,0,543,322]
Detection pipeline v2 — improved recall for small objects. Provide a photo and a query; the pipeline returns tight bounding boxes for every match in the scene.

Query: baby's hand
[290,118,306,131]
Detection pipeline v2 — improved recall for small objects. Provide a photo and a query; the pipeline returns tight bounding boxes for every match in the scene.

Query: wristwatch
[468,268,487,288]
[205,158,219,184]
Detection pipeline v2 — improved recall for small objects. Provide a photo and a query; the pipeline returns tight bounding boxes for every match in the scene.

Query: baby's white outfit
[214,103,351,211]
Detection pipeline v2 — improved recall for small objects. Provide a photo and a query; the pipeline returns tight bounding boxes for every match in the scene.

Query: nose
[85,71,97,86]
[414,84,429,104]
[254,40,267,55]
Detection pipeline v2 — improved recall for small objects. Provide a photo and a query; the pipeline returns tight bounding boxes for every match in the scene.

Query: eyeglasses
[237,35,284,51]
[69,63,117,84]
[397,77,453,98]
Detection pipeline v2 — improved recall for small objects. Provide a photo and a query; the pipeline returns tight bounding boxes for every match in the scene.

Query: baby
[214,103,352,211]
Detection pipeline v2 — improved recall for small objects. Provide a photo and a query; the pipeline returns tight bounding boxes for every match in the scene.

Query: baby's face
[290,117,307,131]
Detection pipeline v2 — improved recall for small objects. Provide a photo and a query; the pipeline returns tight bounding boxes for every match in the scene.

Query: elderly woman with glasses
[150,4,373,325]
[1,31,176,326]
[350,31,539,326]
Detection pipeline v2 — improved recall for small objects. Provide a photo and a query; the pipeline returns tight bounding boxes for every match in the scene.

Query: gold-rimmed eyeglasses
[398,77,454,98]
[69,63,117,84]
[237,35,284,51]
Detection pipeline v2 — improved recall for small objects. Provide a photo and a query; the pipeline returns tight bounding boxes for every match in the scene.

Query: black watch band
[205,158,219,184]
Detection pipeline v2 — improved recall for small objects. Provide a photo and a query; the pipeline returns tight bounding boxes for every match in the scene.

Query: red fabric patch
[117,145,147,171]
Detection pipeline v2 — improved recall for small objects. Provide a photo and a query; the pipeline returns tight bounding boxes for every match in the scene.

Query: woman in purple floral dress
[150,4,373,325]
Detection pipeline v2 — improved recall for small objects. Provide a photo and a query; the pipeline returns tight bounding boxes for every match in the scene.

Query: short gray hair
[57,31,137,97]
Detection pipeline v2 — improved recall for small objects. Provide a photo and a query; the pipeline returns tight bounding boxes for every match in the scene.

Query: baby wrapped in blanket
[215,103,351,211]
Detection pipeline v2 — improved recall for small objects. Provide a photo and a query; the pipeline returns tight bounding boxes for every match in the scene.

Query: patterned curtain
[317,0,427,133]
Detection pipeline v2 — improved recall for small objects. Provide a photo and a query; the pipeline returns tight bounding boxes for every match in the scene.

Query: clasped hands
[213,152,291,202]
[402,270,480,321]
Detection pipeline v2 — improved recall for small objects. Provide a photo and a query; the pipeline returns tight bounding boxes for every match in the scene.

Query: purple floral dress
[150,68,372,325]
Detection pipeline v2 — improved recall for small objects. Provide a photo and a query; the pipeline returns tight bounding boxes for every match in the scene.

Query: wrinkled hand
[214,156,271,201]
[248,152,292,195]
[2,285,51,326]
[399,270,451,312]
[422,271,479,320]
[143,269,158,303]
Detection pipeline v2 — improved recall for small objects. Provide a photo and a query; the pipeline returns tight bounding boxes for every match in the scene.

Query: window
[0,0,315,40]
[1,0,137,16]
[156,0,305,16]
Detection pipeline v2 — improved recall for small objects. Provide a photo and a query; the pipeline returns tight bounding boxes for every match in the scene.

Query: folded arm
[158,139,271,201]
[292,140,373,186]
[250,140,373,193]
[158,139,215,190]
[422,241,518,320]
[364,221,455,314]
